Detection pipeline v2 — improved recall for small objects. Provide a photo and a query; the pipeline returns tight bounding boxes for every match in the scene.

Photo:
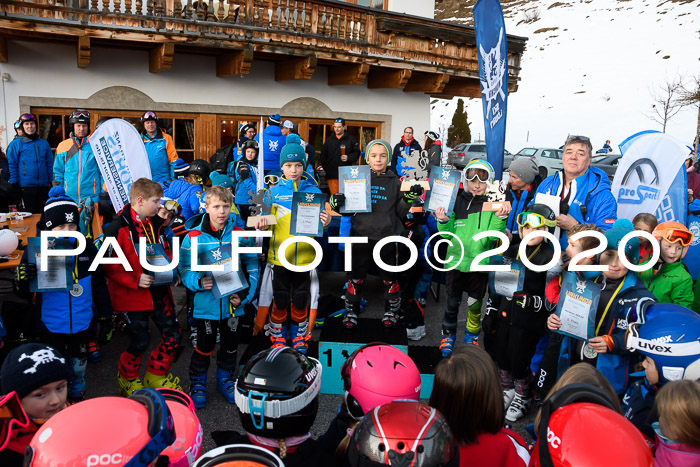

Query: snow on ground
[432,0,699,153]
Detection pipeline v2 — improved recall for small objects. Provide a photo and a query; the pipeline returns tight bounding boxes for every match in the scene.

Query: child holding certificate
[329,139,419,330]
[638,222,694,308]
[435,159,510,356]
[546,220,655,396]
[179,185,259,408]
[255,134,331,354]
[532,223,603,404]
[484,204,556,423]
[14,187,112,401]
[103,178,182,396]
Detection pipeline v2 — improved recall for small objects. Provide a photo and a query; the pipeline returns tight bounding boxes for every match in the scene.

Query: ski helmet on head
[157,389,203,467]
[25,388,176,467]
[68,109,90,127]
[141,111,158,123]
[516,203,557,235]
[188,159,211,184]
[242,139,259,152]
[341,343,421,421]
[347,400,459,467]
[235,347,321,439]
[653,221,693,259]
[626,301,700,383]
[531,384,652,467]
[462,159,494,185]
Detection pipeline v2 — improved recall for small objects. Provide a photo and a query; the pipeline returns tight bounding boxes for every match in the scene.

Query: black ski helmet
[68,109,90,127]
[518,203,557,234]
[235,347,321,439]
[242,139,259,153]
[188,159,211,184]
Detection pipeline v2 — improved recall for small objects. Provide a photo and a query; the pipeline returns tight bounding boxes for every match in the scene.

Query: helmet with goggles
[516,203,557,233]
[653,221,693,258]
[462,159,494,184]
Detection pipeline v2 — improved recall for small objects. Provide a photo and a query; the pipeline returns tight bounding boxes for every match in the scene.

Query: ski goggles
[160,198,182,216]
[463,172,490,183]
[0,392,30,451]
[264,174,280,186]
[657,229,693,247]
[19,113,36,122]
[516,212,557,229]
[128,389,176,465]
[141,111,158,122]
[71,109,90,119]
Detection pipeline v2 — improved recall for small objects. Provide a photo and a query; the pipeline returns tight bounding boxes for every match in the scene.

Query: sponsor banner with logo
[612,131,688,225]
[474,0,508,179]
[90,118,152,212]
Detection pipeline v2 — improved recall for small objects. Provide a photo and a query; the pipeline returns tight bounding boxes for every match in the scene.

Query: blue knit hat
[268,114,281,126]
[43,186,80,230]
[280,134,307,167]
[210,170,233,188]
[173,158,189,178]
[599,219,639,264]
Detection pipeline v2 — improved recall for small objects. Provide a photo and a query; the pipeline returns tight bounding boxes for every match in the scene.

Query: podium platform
[318,317,408,394]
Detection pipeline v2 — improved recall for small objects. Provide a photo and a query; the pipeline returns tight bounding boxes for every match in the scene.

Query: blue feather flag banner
[474,0,508,179]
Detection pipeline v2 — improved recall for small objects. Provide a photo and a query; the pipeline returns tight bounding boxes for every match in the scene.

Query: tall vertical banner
[474,0,508,180]
[257,116,265,191]
[90,118,152,212]
[612,131,688,225]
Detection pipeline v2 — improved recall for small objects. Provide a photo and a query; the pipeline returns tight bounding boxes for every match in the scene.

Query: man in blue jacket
[254,114,286,174]
[7,113,53,213]
[533,135,617,249]
[140,111,179,182]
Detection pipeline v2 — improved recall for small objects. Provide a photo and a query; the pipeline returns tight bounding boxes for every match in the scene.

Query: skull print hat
[42,186,80,231]
[1,343,71,399]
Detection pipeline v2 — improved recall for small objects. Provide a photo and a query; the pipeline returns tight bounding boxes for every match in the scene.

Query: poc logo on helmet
[547,427,561,449]
[87,454,127,467]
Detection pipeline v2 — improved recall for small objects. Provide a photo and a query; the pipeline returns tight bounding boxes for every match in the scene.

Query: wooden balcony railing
[0,0,526,94]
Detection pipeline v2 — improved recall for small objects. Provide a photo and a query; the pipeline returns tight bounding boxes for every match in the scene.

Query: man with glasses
[6,113,53,213]
[54,109,104,205]
[390,127,422,175]
[533,135,617,248]
[320,118,360,194]
[140,111,179,183]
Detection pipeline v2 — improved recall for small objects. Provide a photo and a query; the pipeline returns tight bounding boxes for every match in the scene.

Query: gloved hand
[14,263,37,283]
[237,164,250,180]
[404,184,424,202]
[329,193,345,212]
[513,291,543,312]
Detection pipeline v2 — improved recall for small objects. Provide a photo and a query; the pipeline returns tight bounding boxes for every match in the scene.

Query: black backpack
[209,143,236,174]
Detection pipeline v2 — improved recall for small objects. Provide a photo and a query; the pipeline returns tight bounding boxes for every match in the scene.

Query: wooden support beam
[149,43,174,73]
[404,72,450,94]
[216,49,254,77]
[429,78,481,99]
[367,68,412,89]
[76,36,90,68]
[328,63,369,86]
[0,37,7,63]
[274,55,317,81]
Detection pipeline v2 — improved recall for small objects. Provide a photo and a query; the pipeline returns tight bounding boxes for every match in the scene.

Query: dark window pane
[360,127,376,151]
[178,151,195,164]
[175,119,194,150]
[220,119,238,148]
[38,115,65,149]
[308,124,326,162]
[346,125,361,146]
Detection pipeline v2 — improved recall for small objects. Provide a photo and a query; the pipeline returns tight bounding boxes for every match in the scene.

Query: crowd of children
[1,122,699,466]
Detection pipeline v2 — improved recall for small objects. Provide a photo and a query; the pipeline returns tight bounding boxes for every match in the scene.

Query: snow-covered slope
[432,0,699,154]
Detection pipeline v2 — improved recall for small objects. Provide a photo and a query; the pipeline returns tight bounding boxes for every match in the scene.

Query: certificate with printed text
[425,166,461,216]
[555,272,601,341]
[291,192,327,237]
[339,165,371,213]
[199,244,249,300]
[27,237,72,293]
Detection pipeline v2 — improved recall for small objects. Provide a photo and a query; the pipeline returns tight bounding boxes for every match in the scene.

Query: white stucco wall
[0,40,431,151]
[387,0,433,19]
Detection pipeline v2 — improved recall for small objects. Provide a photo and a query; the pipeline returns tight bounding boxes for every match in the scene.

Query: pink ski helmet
[341,343,421,420]
[158,388,204,466]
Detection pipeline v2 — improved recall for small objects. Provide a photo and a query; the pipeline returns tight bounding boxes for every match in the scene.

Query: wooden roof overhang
[0,0,527,99]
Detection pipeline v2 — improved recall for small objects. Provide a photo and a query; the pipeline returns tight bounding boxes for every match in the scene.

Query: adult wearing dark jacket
[505,157,542,236]
[391,127,422,174]
[254,114,286,174]
[7,113,53,213]
[319,118,360,194]
[424,130,442,168]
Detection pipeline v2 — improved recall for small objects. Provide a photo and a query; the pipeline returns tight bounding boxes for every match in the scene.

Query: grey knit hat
[508,157,539,185]
[364,139,393,164]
